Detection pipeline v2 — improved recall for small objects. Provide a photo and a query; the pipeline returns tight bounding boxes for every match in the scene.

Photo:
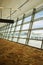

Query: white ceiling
[0,0,43,27]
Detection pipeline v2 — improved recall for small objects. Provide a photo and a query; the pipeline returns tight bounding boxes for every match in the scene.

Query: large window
[13,32,19,37]
[13,23,16,26]
[22,24,30,30]
[23,16,31,23]
[0,9,43,49]
[11,28,14,31]
[32,20,43,29]
[17,20,22,25]
[35,11,43,19]
[15,26,21,31]
[18,39,26,44]
[30,30,43,40]
[19,31,28,38]
[13,38,17,42]
[28,40,41,48]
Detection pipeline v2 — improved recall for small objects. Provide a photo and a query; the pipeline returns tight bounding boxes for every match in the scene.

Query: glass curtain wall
[0,8,43,49]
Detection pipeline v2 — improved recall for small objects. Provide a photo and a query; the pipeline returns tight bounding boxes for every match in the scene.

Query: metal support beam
[0,19,14,23]
[25,8,36,45]
[17,14,25,42]
[11,18,18,41]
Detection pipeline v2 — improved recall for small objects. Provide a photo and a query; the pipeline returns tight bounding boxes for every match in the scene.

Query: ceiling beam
[0,19,14,23]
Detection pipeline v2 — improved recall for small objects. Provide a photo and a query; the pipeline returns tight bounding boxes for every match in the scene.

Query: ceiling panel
[0,0,43,27]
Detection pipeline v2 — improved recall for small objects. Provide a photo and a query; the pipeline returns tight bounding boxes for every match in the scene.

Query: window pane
[30,30,43,40]
[6,37,8,40]
[22,24,29,30]
[35,11,43,19]
[13,23,16,26]
[10,32,13,34]
[32,20,43,29]
[9,37,12,41]
[8,28,11,32]
[28,40,42,48]
[10,24,12,27]
[18,39,26,44]
[9,33,13,37]
[15,26,21,31]
[13,32,19,37]
[17,20,22,25]
[8,29,9,32]
[24,16,31,23]
[13,38,17,42]
[11,28,14,31]
[20,31,28,38]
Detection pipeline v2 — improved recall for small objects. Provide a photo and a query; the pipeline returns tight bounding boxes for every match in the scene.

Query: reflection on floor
[0,38,43,65]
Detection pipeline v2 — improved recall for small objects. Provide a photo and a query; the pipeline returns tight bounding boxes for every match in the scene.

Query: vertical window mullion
[17,14,25,42]
[6,24,8,39]
[5,25,7,39]
[11,18,18,41]
[3,27,4,38]
[4,26,7,39]
[8,23,13,39]
[25,8,36,45]
[7,24,10,39]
